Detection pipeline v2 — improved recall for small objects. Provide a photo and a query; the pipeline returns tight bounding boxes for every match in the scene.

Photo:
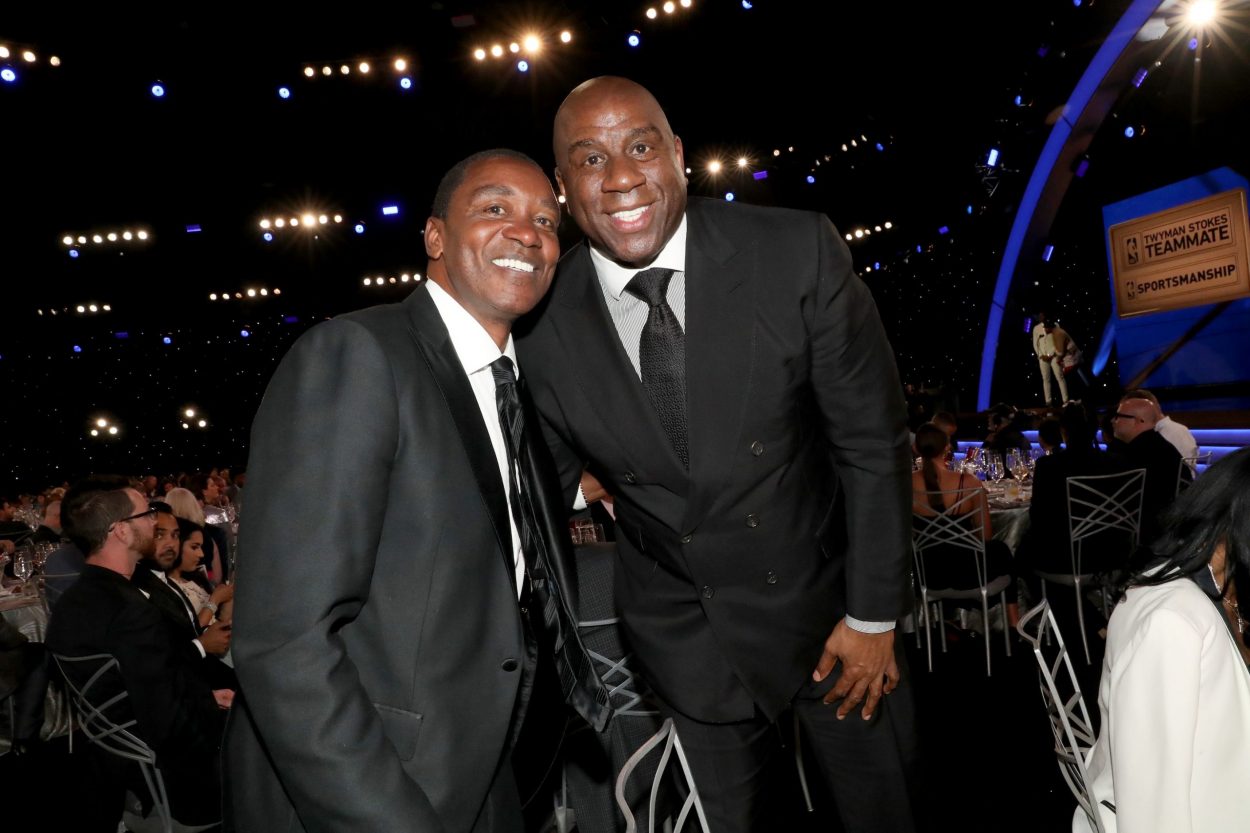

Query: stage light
[301,213,316,226]
[123,231,134,240]
[151,83,165,97]
[737,157,749,168]
[358,62,370,73]
[240,329,250,338]
[304,67,315,77]
[73,345,82,353]
[874,262,881,270]
[333,214,343,223]
[247,289,257,297]
[1132,68,1148,88]
[806,175,816,184]
[523,35,541,53]
[394,58,407,71]
[399,76,412,90]
[259,219,271,229]
[260,288,268,296]
[91,429,99,437]
[0,47,8,58]
[274,218,285,228]
[558,194,566,204]
[340,65,350,75]
[107,233,118,241]
[1014,94,1023,106]
[381,205,399,216]
[273,288,281,295]
[0,69,15,83]
[355,223,366,234]
[198,420,207,428]
[89,304,98,312]
[854,230,863,238]
[883,221,892,229]
[707,160,722,174]
[69,250,79,258]
[681,0,692,6]
[845,234,853,241]
[1042,244,1055,262]
[21,51,35,63]
[1187,0,1218,27]
[1124,126,1135,138]
[210,293,217,301]
[322,66,332,76]
[517,60,529,72]
[966,205,973,215]
[628,32,641,47]
[401,274,411,282]
[725,192,735,202]
[509,42,520,54]
[102,304,111,311]
[77,236,86,244]
[986,148,1000,167]
[938,226,950,235]
[491,44,504,58]
[62,235,73,246]
[108,426,118,435]
[560,31,572,43]
[278,86,291,99]
[181,423,189,430]
[96,418,107,428]
[262,232,274,242]
[752,171,768,180]
[290,218,300,227]
[875,225,883,232]
[137,231,148,240]
[474,48,487,60]
[92,235,103,243]
[742,1,753,8]
[664,1,676,13]
[318,214,328,224]
[163,336,172,345]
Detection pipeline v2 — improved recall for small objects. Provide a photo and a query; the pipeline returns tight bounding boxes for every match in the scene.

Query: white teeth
[612,205,650,222]
[492,258,535,273]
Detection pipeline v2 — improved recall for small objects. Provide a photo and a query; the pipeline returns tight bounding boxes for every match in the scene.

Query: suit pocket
[373,703,423,762]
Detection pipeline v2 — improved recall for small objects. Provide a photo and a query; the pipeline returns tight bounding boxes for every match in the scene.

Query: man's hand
[209,582,235,605]
[811,619,898,720]
[580,470,610,504]
[199,621,232,656]
[212,689,235,709]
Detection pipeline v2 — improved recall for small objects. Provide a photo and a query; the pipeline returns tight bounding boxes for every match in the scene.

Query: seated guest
[1017,403,1120,575]
[0,499,31,543]
[1110,396,1190,545]
[912,424,1018,626]
[31,499,64,544]
[167,485,230,583]
[983,402,1031,454]
[1122,387,1200,473]
[931,411,959,439]
[172,518,233,628]
[46,476,229,827]
[1078,447,1250,833]
[1037,416,1063,454]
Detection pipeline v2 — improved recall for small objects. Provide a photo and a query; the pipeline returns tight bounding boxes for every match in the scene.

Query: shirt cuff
[572,481,588,511]
[192,638,207,659]
[845,616,895,634]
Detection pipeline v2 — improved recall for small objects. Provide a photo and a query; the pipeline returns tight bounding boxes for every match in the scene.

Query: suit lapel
[553,246,688,487]
[403,287,515,587]
[683,201,754,527]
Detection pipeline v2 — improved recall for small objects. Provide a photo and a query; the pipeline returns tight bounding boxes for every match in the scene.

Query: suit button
[501,658,519,672]
[750,441,765,456]
[766,571,778,585]
[746,513,760,528]
[623,471,637,485]
[702,586,715,599]
[681,534,693,544]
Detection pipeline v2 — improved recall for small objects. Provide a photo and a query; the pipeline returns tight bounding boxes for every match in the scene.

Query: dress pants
[662,637,918,833]
[1038,358,1068,405]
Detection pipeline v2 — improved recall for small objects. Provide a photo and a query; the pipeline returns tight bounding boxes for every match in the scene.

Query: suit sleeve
[807,215,912,623]
[1106,608,1202,833]
[231,319,445,832]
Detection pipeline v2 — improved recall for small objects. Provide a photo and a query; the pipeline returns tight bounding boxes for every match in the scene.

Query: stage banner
[1108,188,1250,318]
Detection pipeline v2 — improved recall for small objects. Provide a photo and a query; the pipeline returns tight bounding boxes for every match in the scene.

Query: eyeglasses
[1111,413,1140,422]
[115,504,159,525]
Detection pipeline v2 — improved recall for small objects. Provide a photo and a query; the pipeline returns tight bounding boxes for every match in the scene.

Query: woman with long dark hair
[1077,447,1250,833]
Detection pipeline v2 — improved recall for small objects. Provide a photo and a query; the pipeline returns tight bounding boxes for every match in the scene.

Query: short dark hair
[1059,401,1096,451]
[176,516,204,545]
[430,149,545,220]
[1037,416,1063,448]
[931,411,958,435]
[188,473,212,501]
[62,475,136,556]
[1122,387,1159,407]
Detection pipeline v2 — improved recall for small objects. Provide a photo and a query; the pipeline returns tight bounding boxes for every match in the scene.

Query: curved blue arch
[977,0,1164,410]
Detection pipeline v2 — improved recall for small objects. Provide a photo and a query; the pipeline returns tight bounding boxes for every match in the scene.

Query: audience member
[1110,396,1189,545]
[1037,416,1063,454]
[1122,388,1200,472]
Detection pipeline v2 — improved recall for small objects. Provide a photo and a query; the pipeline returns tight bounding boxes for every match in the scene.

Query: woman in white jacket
[1078,446,1250,832]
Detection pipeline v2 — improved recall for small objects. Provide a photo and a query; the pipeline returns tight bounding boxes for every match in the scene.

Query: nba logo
[1125,236,1139,265]
[1125,280,1136,300]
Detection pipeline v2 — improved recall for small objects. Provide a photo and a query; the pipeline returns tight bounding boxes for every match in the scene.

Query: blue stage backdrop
[1102,167,1250,411]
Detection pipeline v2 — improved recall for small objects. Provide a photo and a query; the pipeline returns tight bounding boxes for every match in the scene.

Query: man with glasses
[46,476,229,828]
[1110,398,1189,544]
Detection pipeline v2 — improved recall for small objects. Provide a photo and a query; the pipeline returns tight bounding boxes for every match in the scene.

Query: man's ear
[554,168,567,201]
[424,217,445,260]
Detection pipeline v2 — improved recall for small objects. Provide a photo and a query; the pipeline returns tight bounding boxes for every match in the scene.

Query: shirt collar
[589,214,688,300]
[425,280,518,377]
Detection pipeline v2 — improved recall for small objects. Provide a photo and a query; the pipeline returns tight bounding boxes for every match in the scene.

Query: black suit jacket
[517,197,912,722]
[1115,429,1186,545]
[226,286,603,833]
[1020,447,1120,572]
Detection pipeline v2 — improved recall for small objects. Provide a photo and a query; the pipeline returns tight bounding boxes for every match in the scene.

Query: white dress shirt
[1156,415,1199,471]
[426,280,526,597]
[585,218,892,634]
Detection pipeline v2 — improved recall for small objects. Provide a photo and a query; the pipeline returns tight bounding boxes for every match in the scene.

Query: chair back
[615,718,710,833]
[52,652,172,833]
[1065,469,1146,576]
[911,488,989,594]
[1016,601,1104,832]
[1178,450,1212,494]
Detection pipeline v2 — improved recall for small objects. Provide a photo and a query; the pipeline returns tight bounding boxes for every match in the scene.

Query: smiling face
[425,155,560,347]
[553,77,687,269]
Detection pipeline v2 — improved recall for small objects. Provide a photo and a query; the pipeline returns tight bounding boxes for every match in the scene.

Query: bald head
[1113,397,1158,443]
[552,76,688,267]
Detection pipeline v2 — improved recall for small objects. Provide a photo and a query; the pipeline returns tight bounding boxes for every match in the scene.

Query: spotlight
[875,143,884,151]
[240,329,251,338]
[198,419,207,428]
[474,48,487,61]
[91,429,99,437]
[358,62,370,73]
[509,43,520,54]
[77,236,86,244]
[150,83,165,97]
[273,288,281,295]
[399,76,413,89]
[394,58,407,71]
[490,44,504,58]
[0,68,15,83]
[646,8,658,18]
[628,32,641,47]
[725,192,735,202]
[260,219,271,229]
[707,160,722,174]
[883,221,892,229]
[1189,37,1199,50]
[737,157,749,168]
[986,148,1000,167]
[262,232,274,242]
[92,235,103,243]
[278,86,291,99]
[1187,0,1218,27]
[290,218,300,227]
[62,235,73,246]
[73,345,82,353]
[69,249,79,258]
[806,175,816,184]
[136,231,149,240]
[108,426,118,435]
[318,214,328,224]
[0,46,8,58]
[663,1,676,13]
[274,218,286,228]
[560,31,572,43]
[21,50,35,63]
[340,65,350,75]
[260,288,268,295]
[523,35,541,53]
[322,66,332,76]
[681,0,692,6]
[355,223,366,234]
[123,231,133,240]
[333,214,343,223]
[77,305,85,313]
[107,233,118,241]
[301,213,316,226]
[163,336,172,345]
[742,1,753,9]
[854,230,863,239]
[304,67,315,77]
[517,60,529,72]
[185,408,196,418]
[96,418,107,428]
[381,205,399,216]
[210,293,217,300]
[247,289,257,297]
[1124,126,1136,138]
[102,304,111,311]
[182,423,189,430]
[89,304,98,312]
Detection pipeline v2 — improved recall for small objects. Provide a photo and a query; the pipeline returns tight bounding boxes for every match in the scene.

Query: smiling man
[225,149,610,833]
[518,77,917,832]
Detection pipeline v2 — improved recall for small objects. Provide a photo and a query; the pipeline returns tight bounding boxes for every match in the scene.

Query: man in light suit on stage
[225,149,611,833]
[517,77,918,832]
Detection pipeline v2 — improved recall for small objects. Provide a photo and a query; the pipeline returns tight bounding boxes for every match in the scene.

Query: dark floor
[2,605,1107,832]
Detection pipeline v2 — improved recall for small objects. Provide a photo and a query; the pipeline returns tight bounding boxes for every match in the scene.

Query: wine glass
[13,550,34,594]
[985,451,1005,485]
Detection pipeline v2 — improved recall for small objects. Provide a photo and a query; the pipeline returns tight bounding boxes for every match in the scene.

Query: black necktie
[625,267,688,468]
[490,356,612,731]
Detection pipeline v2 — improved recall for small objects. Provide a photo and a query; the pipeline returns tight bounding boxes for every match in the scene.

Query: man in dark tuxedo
[517,77,917,832]
[1111,396,1187,545]
[46,476,228,827]
[225,149,611,833]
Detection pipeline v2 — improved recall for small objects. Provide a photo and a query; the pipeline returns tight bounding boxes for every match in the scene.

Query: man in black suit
[517,77,916,831]
[1111,396,1187,545]
[225,149,611,833]
[46,476,228,827]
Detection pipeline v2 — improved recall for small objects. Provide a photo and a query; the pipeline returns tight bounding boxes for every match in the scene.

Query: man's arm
[231,320,444,831]
[805,215,912,718]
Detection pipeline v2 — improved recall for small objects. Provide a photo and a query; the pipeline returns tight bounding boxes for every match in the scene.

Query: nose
[602,154,645,193]
[503,218,542,248]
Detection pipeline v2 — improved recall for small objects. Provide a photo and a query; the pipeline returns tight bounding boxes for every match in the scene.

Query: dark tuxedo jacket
[1020,447,1121,572]
[226,286,603,833]
[517,197,912,723]
[1114,429,1187,545]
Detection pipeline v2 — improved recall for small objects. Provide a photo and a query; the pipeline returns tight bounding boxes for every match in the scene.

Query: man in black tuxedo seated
[46,476,231,829]
[1109,396,1189,546]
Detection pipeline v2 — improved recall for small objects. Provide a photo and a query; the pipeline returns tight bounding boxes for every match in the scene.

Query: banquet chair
[912,488,1013,676]
[1033,469,1145,664]
[614,717,711,833]
[1177,450,1212,495]
[1017,601,1104,833]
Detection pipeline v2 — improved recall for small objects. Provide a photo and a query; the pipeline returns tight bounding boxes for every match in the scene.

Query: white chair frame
[1017,601,1105,833]
[1033,468,1145,664]
[1177,450,1212,494]
[912,487,1012,676]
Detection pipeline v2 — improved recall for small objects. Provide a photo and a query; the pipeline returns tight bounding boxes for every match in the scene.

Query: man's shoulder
[687,196,824,235]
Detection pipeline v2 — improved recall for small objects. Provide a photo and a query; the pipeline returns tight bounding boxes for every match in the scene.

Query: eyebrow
[565,125,661,156]
[468,184,560,215]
